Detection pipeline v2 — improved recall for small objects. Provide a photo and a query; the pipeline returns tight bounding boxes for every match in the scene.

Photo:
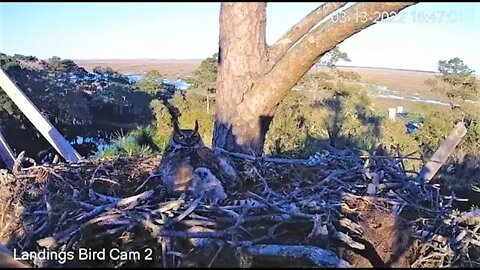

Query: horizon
[70,59,445,74]
[1,2,479,73]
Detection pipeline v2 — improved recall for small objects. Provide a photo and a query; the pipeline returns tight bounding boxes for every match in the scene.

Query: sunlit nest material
[0,149,478,268]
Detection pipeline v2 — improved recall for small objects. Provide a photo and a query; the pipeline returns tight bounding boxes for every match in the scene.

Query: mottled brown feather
[156,122,238,195]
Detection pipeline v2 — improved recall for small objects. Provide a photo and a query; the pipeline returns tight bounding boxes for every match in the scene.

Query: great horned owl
[156,120,238,202]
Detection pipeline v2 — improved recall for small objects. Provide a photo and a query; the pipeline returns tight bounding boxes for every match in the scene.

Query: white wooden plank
[0,129,15,170]
[417,121,467,183]
[0,67,82,163]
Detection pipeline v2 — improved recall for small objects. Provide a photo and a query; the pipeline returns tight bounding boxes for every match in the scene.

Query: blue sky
[1,2,479,72]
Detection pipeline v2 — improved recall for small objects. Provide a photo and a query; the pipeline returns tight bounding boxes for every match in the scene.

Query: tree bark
[267,2,348,70]
[214,2,417,156]
[214,2,268,155]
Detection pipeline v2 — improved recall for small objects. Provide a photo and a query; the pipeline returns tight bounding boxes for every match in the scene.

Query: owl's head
[170,119,204,148]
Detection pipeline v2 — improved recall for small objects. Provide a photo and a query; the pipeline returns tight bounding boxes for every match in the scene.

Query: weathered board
[0,67,82,163]
[0,129,15,171]
[417,121,467,183]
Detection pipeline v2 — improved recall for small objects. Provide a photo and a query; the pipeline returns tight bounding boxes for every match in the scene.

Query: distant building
[387,106,423,134]
[388,107,396,121]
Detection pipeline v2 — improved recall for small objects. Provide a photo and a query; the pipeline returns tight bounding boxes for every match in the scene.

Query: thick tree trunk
[213,2,417,156]
[213,3,268,155]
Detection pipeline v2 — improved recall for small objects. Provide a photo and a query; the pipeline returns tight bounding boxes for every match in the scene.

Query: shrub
[137,70,165,95]
[99,125,160,158]
[337,70,361,81]
[265,81,388,158]
[264,91,311,157]
[410,104,454,152]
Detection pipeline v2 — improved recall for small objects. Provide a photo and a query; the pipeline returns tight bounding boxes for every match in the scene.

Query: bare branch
[117,190,154,208]
[158,230,228,239]
[268,2,347,67]
[214,147,307,164]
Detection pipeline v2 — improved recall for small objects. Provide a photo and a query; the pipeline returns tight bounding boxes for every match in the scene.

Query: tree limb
[244,244,351,267]
[214,147,308,164]
[243,2,417,116]
[268,2,348,68]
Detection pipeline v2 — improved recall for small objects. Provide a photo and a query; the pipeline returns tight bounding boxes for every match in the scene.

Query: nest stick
[171,197,202,224]
[243,244,351,268]
[116,190,154,208]
[214,147,308,164]
[135,174,161,192]
[152,198,185,215]
[158,230,228,239]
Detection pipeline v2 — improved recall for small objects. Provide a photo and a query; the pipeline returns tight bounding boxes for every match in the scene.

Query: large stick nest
[0,149,478,268]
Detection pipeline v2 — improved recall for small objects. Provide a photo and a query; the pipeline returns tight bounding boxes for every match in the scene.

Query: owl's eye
[177,135,184,139]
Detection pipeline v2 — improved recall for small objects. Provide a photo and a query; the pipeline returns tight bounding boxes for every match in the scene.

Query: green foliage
[113,137,154,157]
[11,54,38,62]
[407,102,480,161]
[320,80,336,92]
[426,57,478,108]
[100,125,160,158]
[377,119,422,170]
[320,46,351,69]
[322,82,379,151]
[152,134,171,153]
[4,52,478,169]
[264,91,310,157]
[337,70,361,81]
[149,99,174,152]
[411,104,454,151]
[47,57,79,73]
[92,66,131,85]
[88,83,153,124]
[404,112,424,124]
[1,54,92,129]
[99,145,120,159]
[297,72,337,93]
[137,70,164,95]
[0,53,154,159]
[298,72,334,86]
[144,69,163,79]
[454,104,480,154]
[185,53,218,93]
[265,81,395,158]
[150,100,173,135]
[264,78,428,165]
[0,54,152,130]
[105,89,217,159]
[296,73,326,102]
[438,58,474,76]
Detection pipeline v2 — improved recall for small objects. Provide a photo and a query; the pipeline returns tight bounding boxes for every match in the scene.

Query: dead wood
[0,148,477,268]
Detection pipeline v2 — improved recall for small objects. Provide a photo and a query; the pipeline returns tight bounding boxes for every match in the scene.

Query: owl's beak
[198,171,207,178]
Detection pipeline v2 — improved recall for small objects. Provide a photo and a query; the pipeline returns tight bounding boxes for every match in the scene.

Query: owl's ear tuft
[194,120,199,132]
[173,118,180,133]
